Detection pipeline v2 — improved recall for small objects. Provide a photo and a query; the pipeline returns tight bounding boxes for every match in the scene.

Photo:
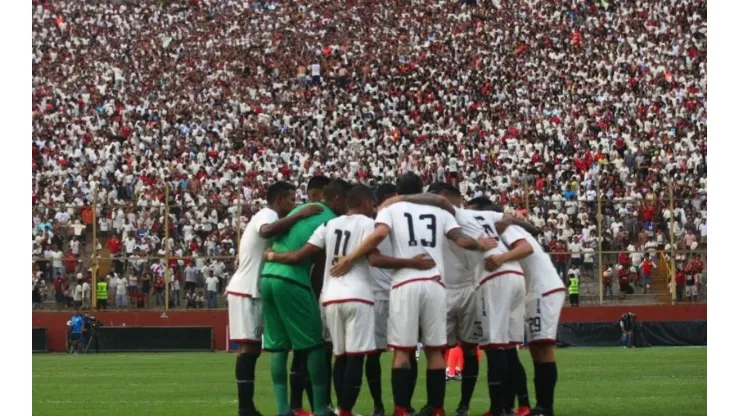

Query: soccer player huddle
[226,173,566,416]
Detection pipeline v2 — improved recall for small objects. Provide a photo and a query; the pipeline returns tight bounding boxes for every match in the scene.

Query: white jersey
[457,208,525,285]
[499,225,565,297]
[375,202,460,287]
[370,236,393,300]
[445,208,486,289]
[226,208,279,298]
[308,214,375,305]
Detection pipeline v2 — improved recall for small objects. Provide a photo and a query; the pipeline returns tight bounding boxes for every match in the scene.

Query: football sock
[339,355,365,412]
[307,346,330,415]
[333,355,347,406]
[408,357,419,402]
[270,351,290,415]
[534,361,557,413]
[426,369,446,409]
[459,352,479,409]
[290,352,311,410]
[503,350,519,409]
[236,352,259,415]
[485,349,509,414]
[326,347,334,406]
[507,349,530,408]
[391,367,412,410]
[365,352,384,409]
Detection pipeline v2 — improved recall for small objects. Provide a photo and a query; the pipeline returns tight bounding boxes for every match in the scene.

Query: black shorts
[142,284,151,294]
[619,283,630,293]
[55,293,65,303]
[69,333,81,342]
[584,263,594,270]
[571,258,582,267]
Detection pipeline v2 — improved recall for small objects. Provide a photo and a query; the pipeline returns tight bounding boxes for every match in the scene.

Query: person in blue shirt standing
[68,309,84,354]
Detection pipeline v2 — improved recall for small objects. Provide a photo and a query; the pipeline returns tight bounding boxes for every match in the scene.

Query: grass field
[32,347,706,416]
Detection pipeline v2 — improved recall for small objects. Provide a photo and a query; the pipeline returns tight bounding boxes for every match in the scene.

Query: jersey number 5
[332,230,351,265]
[404,213,437,248]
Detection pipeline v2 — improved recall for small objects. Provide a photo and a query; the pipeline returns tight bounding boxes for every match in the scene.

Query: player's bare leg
[236,343,263,416]
[528,344,557,416]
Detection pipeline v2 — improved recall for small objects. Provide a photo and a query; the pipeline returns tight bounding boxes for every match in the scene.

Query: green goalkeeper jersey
[261,202,337,287]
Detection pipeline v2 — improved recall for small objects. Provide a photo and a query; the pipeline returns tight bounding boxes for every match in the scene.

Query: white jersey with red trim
[452,208,523,285]
[375,202,460,287]
[308,214,375,305]
[370,236,393,300]
[499,225,565,297]
[226,207,279,298]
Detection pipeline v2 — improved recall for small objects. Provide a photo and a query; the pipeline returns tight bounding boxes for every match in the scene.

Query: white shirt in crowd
[205,275,219,292]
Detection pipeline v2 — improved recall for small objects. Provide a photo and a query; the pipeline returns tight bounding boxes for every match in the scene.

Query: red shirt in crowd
[107,237,121,255]
[641,259,654,276]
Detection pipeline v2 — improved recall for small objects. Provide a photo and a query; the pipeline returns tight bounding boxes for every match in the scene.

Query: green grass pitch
[32,348,706,416]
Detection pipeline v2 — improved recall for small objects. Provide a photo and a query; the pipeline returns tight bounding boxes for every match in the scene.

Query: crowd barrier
[78,326,214,352]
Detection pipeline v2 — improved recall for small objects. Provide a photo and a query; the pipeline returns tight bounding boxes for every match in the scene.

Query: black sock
[333,355,347,407]
[485,349,509,413]
[325,347,334,407]
[458,353,479,409]
[236,352,259,415]
[534,362,557,413]
[365,353,383,409]
[290,352,311,410]
[508,349,530,408]
[426,369,446,409]
[339,355,365,412]
[391,368,412,410]
[504,350,521,410]
[305,373,315,411]
[408,357,418,404]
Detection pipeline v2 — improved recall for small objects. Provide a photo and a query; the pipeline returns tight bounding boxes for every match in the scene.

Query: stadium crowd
[31,0,707,307]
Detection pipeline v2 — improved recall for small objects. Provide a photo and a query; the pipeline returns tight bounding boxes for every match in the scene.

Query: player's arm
[311,251,327,293]
[367,251,435,270]
[258,204,324,239]
[380,193,455,215]
[446,228,497,252]
[265,243,322,264]
[485,225,535,270]
[494,215,541,237]
[329,224,390,277]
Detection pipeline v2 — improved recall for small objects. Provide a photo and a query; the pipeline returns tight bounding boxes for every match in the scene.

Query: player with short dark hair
[226,181,325,416]
[307,176,332,202]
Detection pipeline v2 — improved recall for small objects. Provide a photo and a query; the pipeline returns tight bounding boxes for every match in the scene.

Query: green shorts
[261,276,323,351]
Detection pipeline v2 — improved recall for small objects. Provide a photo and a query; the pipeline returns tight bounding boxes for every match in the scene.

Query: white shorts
[227,294,263,344]
[325,301,376,356]
[374,299,389,351]
[477,274,525,348]
[388,279,446,350]
[685,285,698,297]
[525,289,566,345]
[446,285,482,346]
[320,304,331,342]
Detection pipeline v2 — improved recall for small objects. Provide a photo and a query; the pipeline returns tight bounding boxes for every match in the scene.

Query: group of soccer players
[226,173,566,416]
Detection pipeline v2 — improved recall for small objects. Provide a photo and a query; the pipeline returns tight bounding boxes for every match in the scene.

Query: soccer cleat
[453,405,469,416]
[415,405,445,416]
[370,407,385,416]
[292,409,312,416]
[515,406,531,416]
[393,406,411,416]
[527,408,552,416]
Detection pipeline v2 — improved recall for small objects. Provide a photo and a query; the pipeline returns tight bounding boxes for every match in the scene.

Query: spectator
[205,270,219,309]
[32,282,44,310]
[153,274,165,307]
[73,277,83,310]
[81,278,91,310]
[170,273,181,307]
[640,256,657,294]
[185,289,197,309]
[601,266,614,301]
[53,272,67,310]
[141,273,152,306]
[51,248,64,280]
[196,291,206,309]
[582,243,595,280]
[617,266,631,300]
[184,264,198,293]
[127,273,139,305]
[114,274,128,309]
[675,269,686,303]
